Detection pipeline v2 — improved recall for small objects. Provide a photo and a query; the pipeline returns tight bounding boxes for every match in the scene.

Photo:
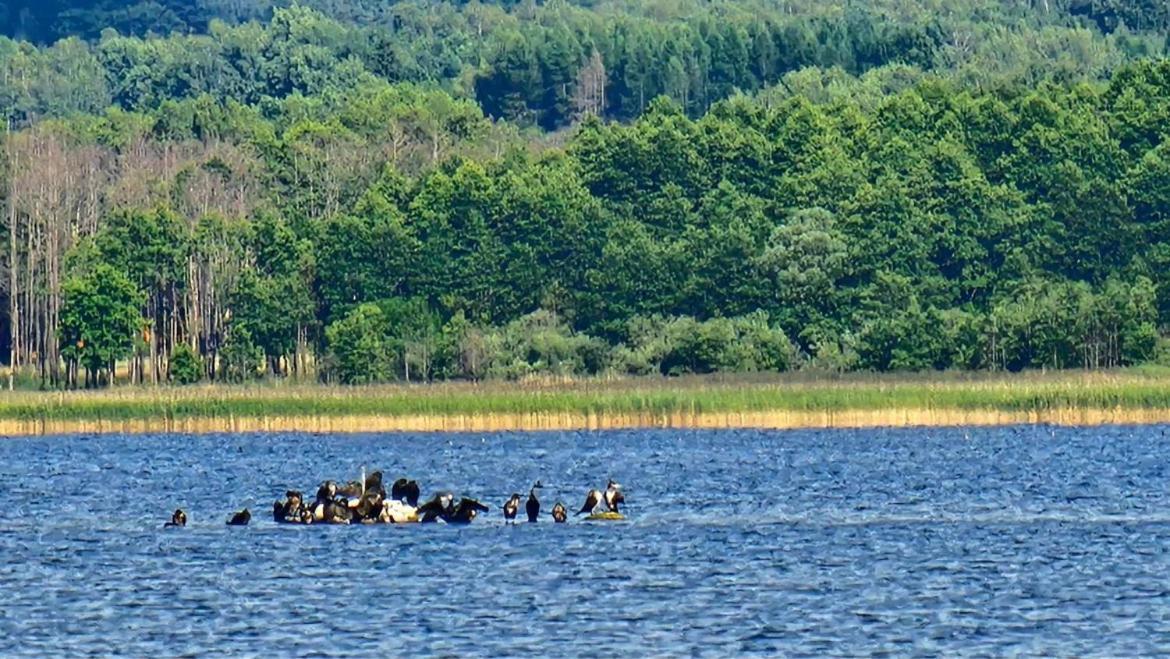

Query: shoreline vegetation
[10,3,1170,438]
[7,370,1170,436]
[8,8,1170,395]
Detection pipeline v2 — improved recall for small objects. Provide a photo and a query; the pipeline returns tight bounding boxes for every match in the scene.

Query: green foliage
[985,277,1159,371]
[228,212,314,374]
[477,310,608,381]
[3,1,1167,130]
[378,297,444,381]
[15,3,1170,386]
[95,207,188,293]
[315,209,415,325]
[759,207,850,343]
[218,327,262,383]
[59,263,145,386]
[614,314,794,376]
[168,343,204,385]
[325,303,392,385]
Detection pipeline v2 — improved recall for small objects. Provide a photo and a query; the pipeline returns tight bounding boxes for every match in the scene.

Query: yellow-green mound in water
[586,511,626,521]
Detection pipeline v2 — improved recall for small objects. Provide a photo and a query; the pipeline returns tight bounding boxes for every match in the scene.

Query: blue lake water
[1,425,1169,656]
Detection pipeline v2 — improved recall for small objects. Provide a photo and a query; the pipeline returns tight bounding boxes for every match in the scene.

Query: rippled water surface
[2,426,1170,656]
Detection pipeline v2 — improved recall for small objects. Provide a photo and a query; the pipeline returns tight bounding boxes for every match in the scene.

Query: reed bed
[4,370,1170,435]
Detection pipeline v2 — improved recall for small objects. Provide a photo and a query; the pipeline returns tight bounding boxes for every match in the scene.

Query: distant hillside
[2,0,1168,43]
[0,1,1165,130]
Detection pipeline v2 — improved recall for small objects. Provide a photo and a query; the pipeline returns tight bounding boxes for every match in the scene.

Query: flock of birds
[162,470,626,528]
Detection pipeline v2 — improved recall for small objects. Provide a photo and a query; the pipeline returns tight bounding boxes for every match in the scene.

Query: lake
[1,426,1168,656]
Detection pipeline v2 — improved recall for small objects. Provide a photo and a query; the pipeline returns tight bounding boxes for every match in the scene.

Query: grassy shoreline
[5,370,1170,435]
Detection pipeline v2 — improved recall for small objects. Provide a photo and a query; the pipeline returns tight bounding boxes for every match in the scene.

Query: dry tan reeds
[5,369,1170,436]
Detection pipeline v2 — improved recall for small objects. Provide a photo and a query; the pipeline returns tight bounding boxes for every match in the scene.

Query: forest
[5,0,1170,387]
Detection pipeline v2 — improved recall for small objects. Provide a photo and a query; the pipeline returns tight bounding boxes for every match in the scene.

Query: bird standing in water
[526,482,542,523]
[273,490,304,523]
[503,493,521,523]
[551,502,567,523]
[577,489,602,515]
[227,508,251,526]
[417,492,455,523]
[447,498,490,524]
[603,479,624,513]
[392,478,421,507]
[164,509,187,528]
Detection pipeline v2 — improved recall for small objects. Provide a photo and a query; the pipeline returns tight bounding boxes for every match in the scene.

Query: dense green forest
[5,0,1170,387]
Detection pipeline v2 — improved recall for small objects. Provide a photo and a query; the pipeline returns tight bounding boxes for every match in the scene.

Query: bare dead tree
[572,50,608,122]
[5,126,108,386]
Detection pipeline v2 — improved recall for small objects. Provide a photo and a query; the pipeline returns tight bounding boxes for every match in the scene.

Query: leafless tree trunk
[6,118,15,390]
[572,50,608,122]
[6,127,107,386]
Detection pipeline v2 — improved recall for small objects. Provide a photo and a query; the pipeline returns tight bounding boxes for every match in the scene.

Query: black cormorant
[503,493,521,523]
[578,489,602,515]
[603,480,624,513]
[164,509,187,528]
[392,478,421,507]
[526,482,542,523]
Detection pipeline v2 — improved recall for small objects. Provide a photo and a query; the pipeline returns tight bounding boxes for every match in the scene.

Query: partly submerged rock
[585,511,625,521]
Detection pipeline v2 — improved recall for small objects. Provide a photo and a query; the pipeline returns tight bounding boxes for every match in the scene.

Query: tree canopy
[0,1,1166,128]
[4,2,1170,386]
